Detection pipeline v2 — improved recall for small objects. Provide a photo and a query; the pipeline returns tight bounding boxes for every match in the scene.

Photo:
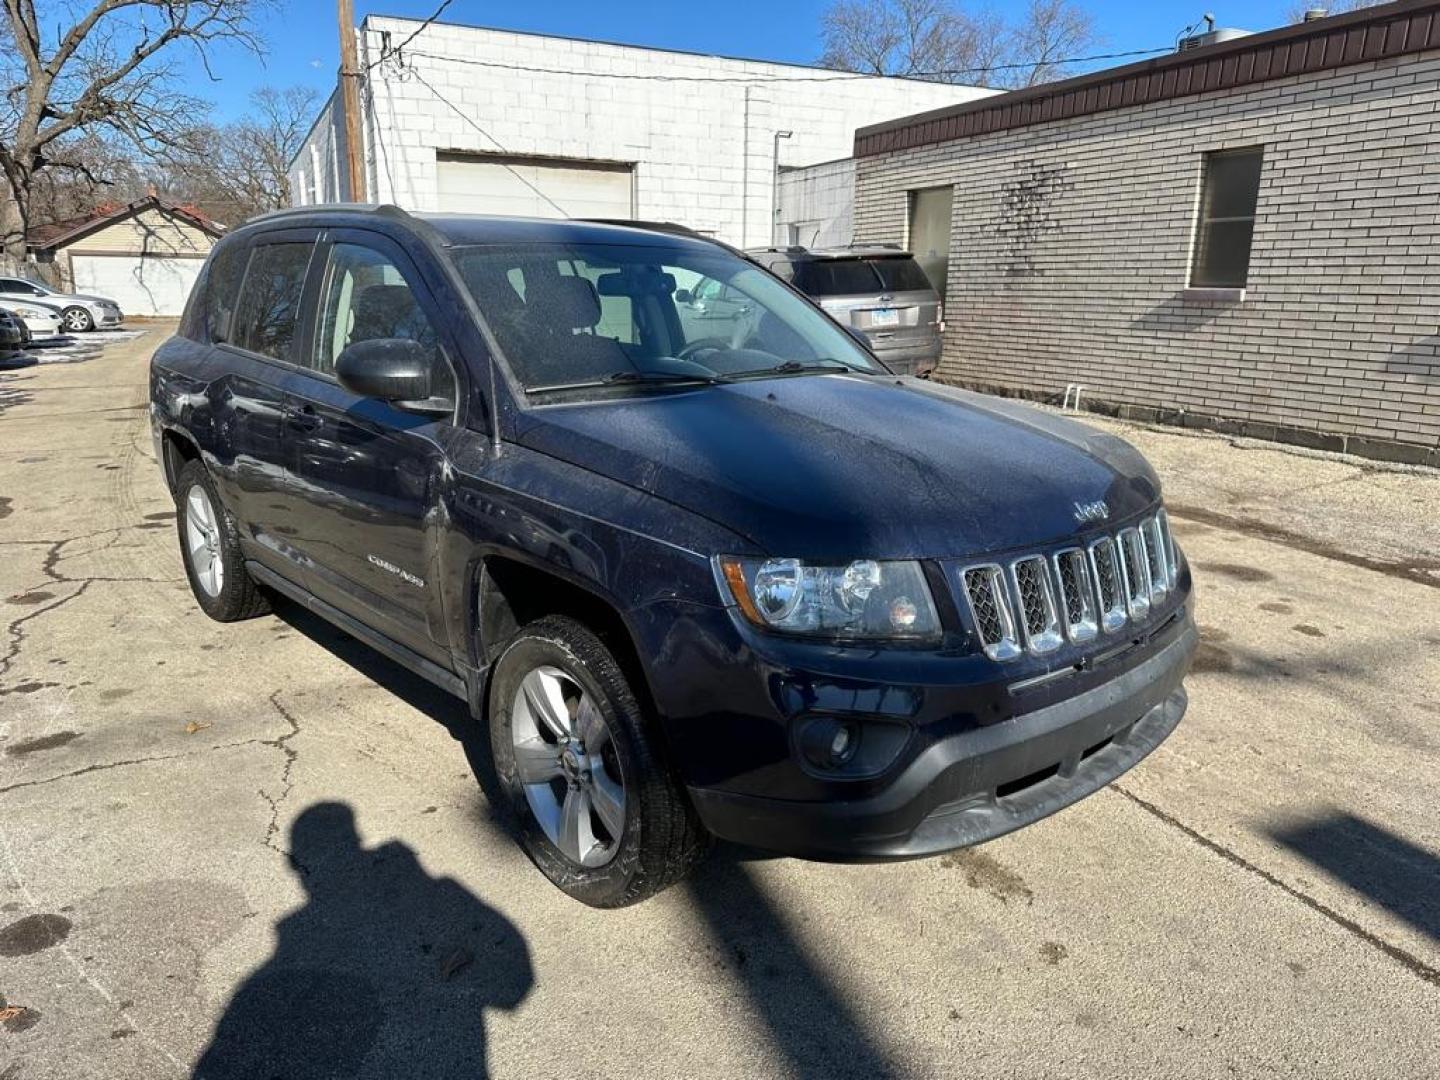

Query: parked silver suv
[747,245,943,377]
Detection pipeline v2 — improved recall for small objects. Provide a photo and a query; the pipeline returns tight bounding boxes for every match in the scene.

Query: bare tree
[818,0,1097,89]
[26,132,149,223]
[820,0,999,83]
[0,0,262,270]
[1284,0,1384,22]
[1003,0,1097,88]
[164,86,320,224]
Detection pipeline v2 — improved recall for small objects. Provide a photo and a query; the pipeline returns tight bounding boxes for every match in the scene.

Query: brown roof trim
[854,0,1440,157]
[28,196,225,252]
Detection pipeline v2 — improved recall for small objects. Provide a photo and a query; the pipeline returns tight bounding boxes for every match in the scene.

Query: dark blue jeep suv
[151,206,1196,907]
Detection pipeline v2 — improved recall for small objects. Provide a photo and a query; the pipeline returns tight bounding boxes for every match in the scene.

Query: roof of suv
[746,244,914,262]
[234,203,722,252]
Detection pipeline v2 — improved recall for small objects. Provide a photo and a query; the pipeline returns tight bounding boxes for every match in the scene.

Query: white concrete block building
[775,158,857,248]
[290,17,992,248]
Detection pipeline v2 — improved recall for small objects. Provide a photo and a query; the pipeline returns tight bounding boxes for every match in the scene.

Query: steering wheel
[677,337,733,361]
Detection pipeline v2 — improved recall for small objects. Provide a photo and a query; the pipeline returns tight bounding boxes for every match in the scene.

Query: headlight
[719,556,941,641]
[11,306,43,318]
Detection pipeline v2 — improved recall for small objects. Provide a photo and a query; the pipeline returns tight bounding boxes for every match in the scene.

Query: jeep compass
[151,206,1196,907]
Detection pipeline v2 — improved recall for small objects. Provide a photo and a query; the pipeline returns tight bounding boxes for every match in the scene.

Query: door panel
[208,232,321,583]
[283,232,457,662]
[210,346,304,577]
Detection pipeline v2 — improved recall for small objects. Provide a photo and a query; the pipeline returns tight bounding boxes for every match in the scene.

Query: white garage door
[70,253,205,317]
[437,153,634,220]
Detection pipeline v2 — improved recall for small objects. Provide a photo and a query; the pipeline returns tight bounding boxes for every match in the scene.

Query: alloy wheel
[184,484,225,597]
[63,309,91,332]
[510,664,626,868]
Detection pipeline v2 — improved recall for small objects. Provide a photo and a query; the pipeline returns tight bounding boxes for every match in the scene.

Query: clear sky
[199,0,1304,122]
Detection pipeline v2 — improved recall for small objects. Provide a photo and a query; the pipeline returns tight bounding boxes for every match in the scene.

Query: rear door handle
[286,403,321,432]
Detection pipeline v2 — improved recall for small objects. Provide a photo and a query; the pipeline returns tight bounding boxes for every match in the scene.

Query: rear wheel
[487,615,708,907]
[61,306,93,333]
[175,459,270,622]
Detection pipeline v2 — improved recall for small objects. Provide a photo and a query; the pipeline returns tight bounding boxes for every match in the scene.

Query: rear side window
[870,257,933,293]
[233,243,313,362]
[792,259,882,297]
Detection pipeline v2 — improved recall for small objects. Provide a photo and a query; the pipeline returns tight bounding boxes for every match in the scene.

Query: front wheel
[487,616,708,907]
[61,306,93,333]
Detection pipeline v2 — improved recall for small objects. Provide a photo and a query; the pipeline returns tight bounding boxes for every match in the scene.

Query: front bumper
[686,616,1195,861]
[95,307,123,327]
[23,317,63,340]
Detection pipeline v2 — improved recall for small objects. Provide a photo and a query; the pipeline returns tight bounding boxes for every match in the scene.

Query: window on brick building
[1190,147,1263,288]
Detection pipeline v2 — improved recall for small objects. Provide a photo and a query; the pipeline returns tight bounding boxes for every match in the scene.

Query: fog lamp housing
[793,715,911,779]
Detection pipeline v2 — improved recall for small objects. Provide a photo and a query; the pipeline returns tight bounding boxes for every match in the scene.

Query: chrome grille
[1116,527,1151,619]
[1089,537,1127,633]
[1157,509,1177,581]
[1142,516,1169,599]
[962,565,1021,661]
[1011,556,1063,653]
[1053,548,1098,642]
[961,510,1180,661]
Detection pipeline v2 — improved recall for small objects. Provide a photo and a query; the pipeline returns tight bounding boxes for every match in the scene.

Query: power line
[382,44,1174,85]
[366,0,455,71]
[404,67,570,217]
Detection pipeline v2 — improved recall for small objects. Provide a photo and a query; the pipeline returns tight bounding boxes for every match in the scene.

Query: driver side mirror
[335,338,449,414]
[674,288,692,304]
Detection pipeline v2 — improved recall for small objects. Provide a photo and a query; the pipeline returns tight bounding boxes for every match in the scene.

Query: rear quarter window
[871,257,934,293]
[182,243,249,344]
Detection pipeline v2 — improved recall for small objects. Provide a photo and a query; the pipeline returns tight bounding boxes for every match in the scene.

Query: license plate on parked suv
[869,308,899,328]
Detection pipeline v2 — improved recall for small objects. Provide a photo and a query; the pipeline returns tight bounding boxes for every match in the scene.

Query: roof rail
[576,218,702,238]
[243,202,414,226]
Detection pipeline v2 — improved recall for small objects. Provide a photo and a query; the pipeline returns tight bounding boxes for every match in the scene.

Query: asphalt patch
[5,590,55,605]
[5,731,80,755]
[1197,561,1275,583]
[0,913,72,956]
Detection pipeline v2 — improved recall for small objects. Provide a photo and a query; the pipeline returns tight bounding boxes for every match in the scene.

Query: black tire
[487,615,708,907]
[61,306,93,333]
[175,459,270,622]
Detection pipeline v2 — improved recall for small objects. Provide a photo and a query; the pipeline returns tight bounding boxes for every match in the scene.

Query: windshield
[448,242,883,398]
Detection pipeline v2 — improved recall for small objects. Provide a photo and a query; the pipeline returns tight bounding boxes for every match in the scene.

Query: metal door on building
[436,152,635,219]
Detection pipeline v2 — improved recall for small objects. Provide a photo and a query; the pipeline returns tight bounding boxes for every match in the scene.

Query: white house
[290,17,993,248]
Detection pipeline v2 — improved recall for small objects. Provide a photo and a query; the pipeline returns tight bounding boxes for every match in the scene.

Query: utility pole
[337,0,367,202]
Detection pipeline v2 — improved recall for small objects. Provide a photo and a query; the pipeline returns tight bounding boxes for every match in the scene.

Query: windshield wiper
[727,359,862,380]
[527,370,727,394]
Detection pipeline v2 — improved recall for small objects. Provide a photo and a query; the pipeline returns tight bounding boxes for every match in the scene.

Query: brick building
[853,0,1440,465]
[290,17,990,249]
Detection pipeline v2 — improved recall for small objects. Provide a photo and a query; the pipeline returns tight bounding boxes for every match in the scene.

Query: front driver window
[312,242,454,400]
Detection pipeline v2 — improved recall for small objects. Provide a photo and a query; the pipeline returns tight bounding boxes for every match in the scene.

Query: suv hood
[513,375,1161,561]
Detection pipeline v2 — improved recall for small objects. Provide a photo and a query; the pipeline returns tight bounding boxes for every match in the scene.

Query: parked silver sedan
[0,274,123,332]
[0,298,65,340]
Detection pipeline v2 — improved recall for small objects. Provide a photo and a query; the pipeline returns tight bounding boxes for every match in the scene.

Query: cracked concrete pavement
[1,327,1437,1078]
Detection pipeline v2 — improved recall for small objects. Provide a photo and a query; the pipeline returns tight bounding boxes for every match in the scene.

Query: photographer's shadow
[193,801,531,1080]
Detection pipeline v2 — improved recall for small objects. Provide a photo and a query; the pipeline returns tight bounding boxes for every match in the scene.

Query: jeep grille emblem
[1073,500,1109,524]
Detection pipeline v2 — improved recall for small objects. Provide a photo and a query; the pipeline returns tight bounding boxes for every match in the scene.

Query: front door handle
[286,403,321,432]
